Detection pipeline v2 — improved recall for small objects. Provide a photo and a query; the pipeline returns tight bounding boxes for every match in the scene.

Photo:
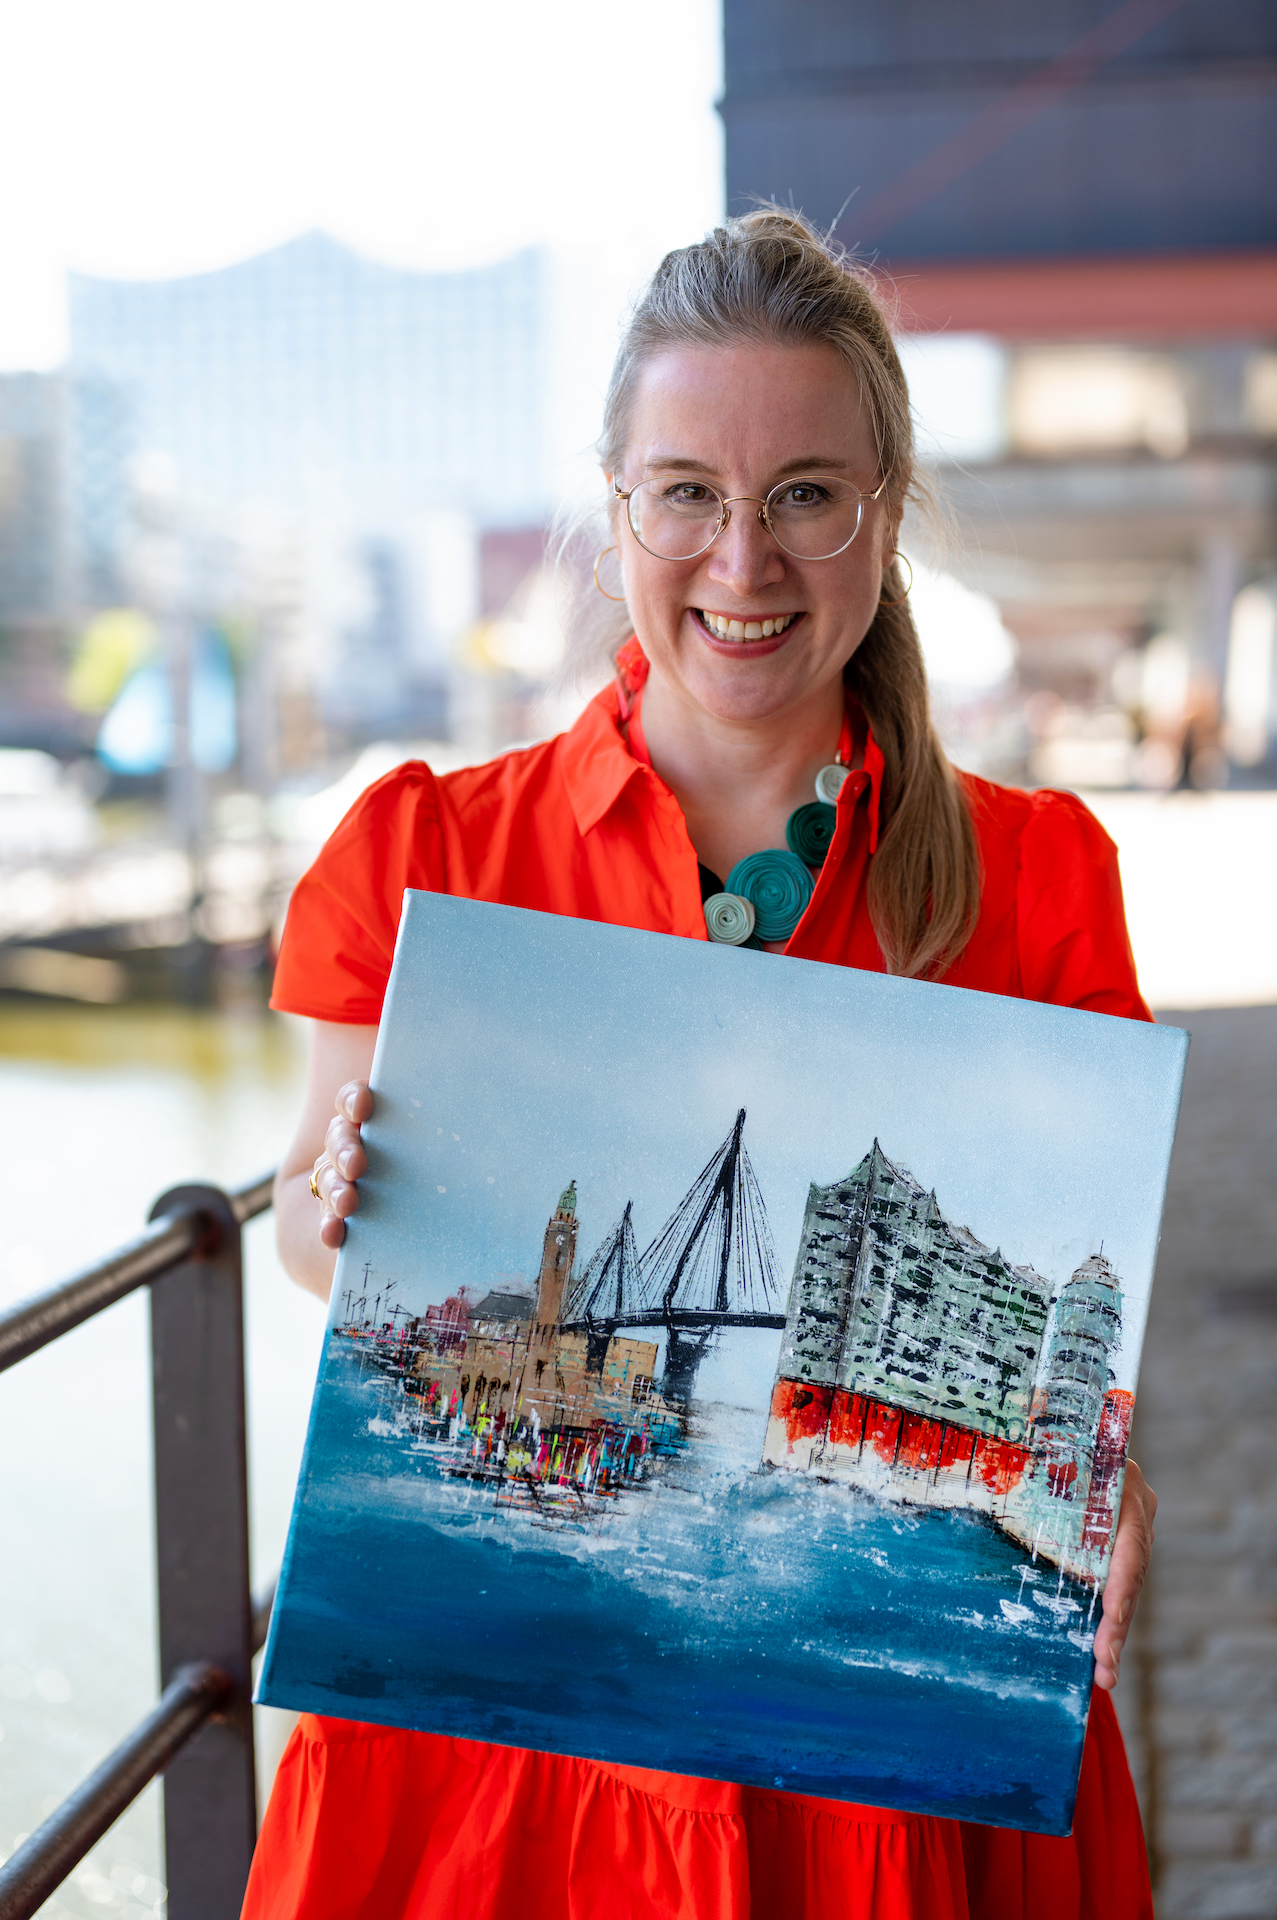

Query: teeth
[701,611,798,640]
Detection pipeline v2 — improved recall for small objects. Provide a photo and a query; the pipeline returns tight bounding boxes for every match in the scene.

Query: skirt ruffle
[242,1686,1150,1920]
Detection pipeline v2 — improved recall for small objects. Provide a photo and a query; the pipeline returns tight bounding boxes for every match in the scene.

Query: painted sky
[336,892,1188,1397]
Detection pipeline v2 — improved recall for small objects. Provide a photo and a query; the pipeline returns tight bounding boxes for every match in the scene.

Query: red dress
[252,654,1153,1920]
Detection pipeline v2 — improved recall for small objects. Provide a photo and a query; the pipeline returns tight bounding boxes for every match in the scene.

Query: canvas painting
[258,892,1188,1834]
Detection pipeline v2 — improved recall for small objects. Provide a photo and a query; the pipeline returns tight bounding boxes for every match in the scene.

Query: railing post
[148,1184,256,1915]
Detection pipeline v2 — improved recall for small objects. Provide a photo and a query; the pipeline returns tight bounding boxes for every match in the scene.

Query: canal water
[264,1341,1099,1835]
[0,1004,322,1919]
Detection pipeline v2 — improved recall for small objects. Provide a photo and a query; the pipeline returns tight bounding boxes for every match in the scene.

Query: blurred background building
[723,0,1277,791]
[66,236,576,742]
[0,234,604,1000]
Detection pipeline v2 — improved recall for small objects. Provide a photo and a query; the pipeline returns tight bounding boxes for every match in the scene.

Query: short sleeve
[1016,789,1152,1021]
[270,763,445,1024]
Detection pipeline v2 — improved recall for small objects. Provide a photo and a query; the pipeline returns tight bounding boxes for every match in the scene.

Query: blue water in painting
[260,1343,1099,1834]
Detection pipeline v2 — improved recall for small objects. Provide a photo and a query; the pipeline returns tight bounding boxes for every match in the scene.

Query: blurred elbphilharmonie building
[67,236,555,530]
[723,0,1277,785]
[0,234,597,755]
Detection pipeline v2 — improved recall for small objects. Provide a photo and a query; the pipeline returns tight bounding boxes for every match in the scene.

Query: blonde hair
[579,205,981,979]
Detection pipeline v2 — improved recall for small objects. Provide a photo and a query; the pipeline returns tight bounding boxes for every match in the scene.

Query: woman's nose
[705,506,787,597]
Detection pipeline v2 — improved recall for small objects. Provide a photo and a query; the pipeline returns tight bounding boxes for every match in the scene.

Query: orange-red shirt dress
[251,661,1154,1920]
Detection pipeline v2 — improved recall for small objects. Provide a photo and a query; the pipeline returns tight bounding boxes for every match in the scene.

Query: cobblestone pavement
[1112,1006,1277,1920]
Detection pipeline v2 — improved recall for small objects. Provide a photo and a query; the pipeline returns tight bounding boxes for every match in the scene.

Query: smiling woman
[249,208,1157,1920]
[583,214,979,974]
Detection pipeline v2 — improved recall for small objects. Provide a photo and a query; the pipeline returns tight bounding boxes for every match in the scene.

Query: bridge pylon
[561,1199,643,1373]
[638,1108,780,1400]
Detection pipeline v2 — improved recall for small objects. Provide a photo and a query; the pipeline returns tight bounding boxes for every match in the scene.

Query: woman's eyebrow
[641,454,852,476]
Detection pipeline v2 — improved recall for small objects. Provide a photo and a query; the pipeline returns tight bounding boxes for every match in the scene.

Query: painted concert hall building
[763,1143,1131,1584]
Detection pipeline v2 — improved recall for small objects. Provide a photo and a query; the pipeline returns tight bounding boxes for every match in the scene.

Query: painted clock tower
[534,1181,578,1328]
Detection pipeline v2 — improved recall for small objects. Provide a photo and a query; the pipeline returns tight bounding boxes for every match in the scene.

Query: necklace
[611,642,856,951]
[703,763,851,948]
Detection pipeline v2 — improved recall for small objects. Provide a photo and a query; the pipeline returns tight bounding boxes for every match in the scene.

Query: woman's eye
[665,482,711,504]
[777,482,828,508]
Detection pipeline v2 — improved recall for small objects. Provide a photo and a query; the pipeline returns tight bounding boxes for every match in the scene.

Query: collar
[560,674,649,836]
[559,637,886,849]
[862,720,885,853]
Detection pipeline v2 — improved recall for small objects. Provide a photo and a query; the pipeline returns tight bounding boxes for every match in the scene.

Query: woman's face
[611,340,900,727]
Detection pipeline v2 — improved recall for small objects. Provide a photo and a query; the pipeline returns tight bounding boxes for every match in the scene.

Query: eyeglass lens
[626,478,867,561]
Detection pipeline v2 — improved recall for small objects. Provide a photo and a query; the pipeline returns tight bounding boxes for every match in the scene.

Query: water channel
[0,1003,322,1918]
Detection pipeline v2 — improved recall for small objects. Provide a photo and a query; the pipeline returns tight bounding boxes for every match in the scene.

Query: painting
[257,891,1188,1834]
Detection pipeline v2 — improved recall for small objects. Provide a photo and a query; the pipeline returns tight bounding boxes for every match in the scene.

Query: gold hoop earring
[593,547,626,602]
[879,553,913,607]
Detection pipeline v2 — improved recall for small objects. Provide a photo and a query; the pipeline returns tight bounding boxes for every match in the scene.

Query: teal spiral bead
[725,849,814,943]
[786,801,838,867]
[814,763,849,805]
[703,892,756,945]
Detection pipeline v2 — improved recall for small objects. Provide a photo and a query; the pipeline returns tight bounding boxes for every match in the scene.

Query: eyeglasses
[614,473,889,563]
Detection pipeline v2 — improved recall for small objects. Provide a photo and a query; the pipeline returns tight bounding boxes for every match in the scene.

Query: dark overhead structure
[721,0,1277,335]
[720,0,1277,786]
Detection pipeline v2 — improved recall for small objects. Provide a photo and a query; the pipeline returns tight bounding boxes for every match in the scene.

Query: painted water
[266,1340,1098,1834]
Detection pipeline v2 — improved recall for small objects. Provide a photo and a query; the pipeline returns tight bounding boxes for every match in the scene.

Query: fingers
[1093,1460,1157,1690]
[308,1080,375,1253]
[324,1112,369,1184]
[318,1203,348,1250]
[311,1156,358,1248]
[312,1152,361,1214]
[336,1079,375,1125]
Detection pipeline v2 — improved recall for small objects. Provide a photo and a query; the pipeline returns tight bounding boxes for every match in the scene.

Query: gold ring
[309,1170,322,1200]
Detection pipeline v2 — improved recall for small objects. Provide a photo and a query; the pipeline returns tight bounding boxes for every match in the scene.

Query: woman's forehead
[625,340,872,470]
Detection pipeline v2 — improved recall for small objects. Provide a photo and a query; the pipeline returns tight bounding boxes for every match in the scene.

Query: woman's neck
[638,662,851,884]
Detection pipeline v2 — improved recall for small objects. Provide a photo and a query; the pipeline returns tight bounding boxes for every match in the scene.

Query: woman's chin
[675,657,826,729]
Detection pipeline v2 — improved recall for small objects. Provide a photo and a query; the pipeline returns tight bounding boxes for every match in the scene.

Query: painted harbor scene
[258,893,1188,1834]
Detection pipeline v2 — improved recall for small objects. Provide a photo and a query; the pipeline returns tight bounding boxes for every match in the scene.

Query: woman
[247,210,1156,1920]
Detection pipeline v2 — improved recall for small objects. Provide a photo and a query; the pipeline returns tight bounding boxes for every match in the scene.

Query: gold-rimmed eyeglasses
[614,473,890,563]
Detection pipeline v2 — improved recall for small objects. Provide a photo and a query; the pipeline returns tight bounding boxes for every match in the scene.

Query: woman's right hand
[274,1022,379,1300]
[312,1080,375,1248]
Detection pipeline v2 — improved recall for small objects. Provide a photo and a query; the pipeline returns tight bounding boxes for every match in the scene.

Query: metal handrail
[0,1665,232,1920]
[0,1172,274,1374]
[0,1171,279,1920]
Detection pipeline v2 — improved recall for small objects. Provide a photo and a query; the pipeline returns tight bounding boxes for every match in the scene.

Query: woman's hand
[275,1021,379,1300]
[1093,1460,1157,1690]
[312,1080,374,1248]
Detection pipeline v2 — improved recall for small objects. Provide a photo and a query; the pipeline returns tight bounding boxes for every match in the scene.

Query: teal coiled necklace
[702,762,851,949]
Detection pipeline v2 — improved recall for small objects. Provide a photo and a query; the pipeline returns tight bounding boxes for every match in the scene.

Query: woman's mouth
[694,609,803,643]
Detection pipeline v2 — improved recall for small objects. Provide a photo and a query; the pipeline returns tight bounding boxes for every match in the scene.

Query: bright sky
[0,0,724,369]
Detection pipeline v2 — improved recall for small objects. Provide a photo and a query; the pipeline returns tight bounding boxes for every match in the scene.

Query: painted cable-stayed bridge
[559,1109,784,1396]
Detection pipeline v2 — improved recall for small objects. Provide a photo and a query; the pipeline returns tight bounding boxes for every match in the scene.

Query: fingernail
[1119,1600,1132,1626]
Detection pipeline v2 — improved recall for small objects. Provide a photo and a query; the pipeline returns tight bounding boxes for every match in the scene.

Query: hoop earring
[593,547,626,602]
[879,553,913,607]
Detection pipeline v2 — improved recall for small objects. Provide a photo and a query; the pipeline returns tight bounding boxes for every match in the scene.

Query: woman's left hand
[1093,1459,1157,1690]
